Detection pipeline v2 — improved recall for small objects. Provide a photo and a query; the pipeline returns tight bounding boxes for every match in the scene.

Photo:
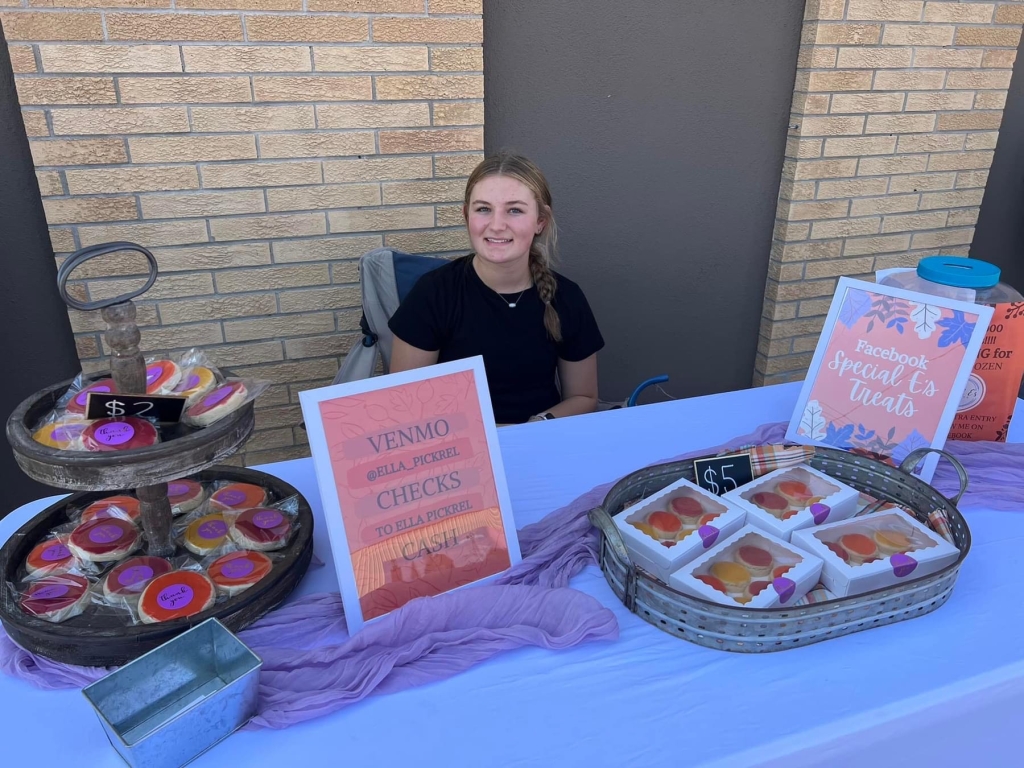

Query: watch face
[543,412,555,420]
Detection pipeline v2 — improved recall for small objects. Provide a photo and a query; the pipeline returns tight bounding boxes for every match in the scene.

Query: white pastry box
[723,464,859,541]
[668,525,824,609]
[791,508,960,598]
[613,477,746,581]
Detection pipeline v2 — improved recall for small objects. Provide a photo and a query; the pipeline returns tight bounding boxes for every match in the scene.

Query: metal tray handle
[57,242,158,311]
[899,447,969,507]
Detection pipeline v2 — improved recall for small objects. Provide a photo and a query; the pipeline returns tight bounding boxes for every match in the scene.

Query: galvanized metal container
[82,618,261,768]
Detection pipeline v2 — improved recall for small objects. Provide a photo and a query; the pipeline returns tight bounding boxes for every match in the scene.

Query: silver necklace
[497,287,528,308]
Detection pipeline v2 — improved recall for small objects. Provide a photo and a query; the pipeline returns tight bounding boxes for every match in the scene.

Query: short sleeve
[388,271,446,352]
[555,279,604,362]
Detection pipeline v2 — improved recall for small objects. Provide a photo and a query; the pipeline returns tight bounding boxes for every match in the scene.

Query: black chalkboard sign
[86,392,187,423]
[693,453,754,496]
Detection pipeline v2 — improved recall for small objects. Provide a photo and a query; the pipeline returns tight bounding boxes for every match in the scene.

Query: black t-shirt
[388,255,604,424]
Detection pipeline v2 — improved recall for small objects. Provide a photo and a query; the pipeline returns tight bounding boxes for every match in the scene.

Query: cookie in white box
[723,464,858,541]
[791,508,960,598]
[614,477,746,581]
[669,525,823,609]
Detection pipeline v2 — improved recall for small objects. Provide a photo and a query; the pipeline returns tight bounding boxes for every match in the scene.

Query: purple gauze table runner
[3,422,1023,730]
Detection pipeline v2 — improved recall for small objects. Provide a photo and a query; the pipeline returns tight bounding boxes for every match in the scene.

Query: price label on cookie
[86,392,187,423]
[693,453,754,496]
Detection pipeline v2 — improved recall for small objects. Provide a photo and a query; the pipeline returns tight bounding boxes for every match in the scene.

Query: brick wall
[757,0,1024,384]
[2,0,481,465]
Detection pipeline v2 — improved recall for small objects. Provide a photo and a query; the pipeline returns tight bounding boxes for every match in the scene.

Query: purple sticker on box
[252,510,284,530]
[197,519,228,540]
[40,543,71,562]
[118,565,154,589]
[89,523,124,545]
[891,553,918,578]
[201,385,234,409]
[697,525,719,549]
[772,577,797,604]
[221,559,255,579]
[157,584,193,610]
[810,503,831,525]
[32,584,70,600]
[94,422,135,446]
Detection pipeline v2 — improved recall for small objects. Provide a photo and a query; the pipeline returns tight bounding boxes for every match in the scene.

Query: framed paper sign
[299,357,521,634]
[787,277,993,482]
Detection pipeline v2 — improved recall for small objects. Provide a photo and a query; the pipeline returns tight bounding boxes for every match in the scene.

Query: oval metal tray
[588,446,971,653]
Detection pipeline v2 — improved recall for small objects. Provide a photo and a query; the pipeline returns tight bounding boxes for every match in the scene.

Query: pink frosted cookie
[185,381,247,427]
[168,479,205,515]
[69,517,140,563]
[81,417,159,452]
[230,507,292,552]
[20,575,90,623]
[103,556,173,605]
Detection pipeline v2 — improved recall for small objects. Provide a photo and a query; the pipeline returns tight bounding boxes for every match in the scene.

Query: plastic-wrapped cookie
[81,495,141,523]
[145,360,182,395]
[777,479,815,508]
[33,419,88,450]
[208,551,273,596]
[24,538,76,578]
[81,417,159,452]
[167,479,205,515]
[19,575,90,623]
[230,508,292,551]
[103,556,173,606]
[65,378,116,417]
[138,571,216,624]
[183,514,229,556]
[171,367,216,407]
[185,381,248,427]
[69,517,140,563]
[209,482,267,513]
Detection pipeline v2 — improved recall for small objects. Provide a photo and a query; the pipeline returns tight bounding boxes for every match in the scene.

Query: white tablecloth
[2,382,1022,767]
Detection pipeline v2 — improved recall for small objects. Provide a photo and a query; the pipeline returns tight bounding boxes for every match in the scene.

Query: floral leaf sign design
[937,311,976,349]
[839,288,872,330]
[799,400,826,441]
[910,302,941,340]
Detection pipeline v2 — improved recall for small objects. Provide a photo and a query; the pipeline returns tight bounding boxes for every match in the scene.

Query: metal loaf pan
[82,618,261,768]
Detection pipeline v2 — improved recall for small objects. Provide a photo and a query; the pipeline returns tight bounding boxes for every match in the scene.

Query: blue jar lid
[916,256,1001,289]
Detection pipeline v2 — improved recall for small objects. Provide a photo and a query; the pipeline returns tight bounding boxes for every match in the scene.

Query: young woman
[388,153,604,424]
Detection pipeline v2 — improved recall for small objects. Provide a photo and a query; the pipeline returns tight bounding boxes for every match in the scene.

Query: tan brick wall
[757,0,1024,384]
[2,0,482,465]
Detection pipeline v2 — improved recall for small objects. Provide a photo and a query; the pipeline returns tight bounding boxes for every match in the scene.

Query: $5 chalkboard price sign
[693,453,754,496]
[86,392,187,423]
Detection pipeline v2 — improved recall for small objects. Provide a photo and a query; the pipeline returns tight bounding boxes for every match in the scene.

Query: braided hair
[464,152,562,342]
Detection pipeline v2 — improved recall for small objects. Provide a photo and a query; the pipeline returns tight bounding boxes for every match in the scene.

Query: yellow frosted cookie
[33,420,88,450]
[171,366,217,407]
[874,529,912,555]
[183,513,229,556]
[709,561,751,592]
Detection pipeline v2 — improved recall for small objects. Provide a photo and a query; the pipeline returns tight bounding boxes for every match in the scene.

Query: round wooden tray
[0,466,314,666]
[6,376,254,491]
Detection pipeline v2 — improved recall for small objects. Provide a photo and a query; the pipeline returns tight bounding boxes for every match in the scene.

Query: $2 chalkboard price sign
[693,453,754,496]
[86,392,187,423]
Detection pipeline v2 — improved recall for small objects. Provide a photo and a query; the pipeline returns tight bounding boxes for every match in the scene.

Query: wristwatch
[528,412,556,423]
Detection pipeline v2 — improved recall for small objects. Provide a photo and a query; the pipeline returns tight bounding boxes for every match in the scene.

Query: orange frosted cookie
[209,482,267,513]
[874,529,913,555]
[24,538,75,578]
[171,366,216,406]
[145,359,182,395]
[208,551,273,596]
[138,571,216,624]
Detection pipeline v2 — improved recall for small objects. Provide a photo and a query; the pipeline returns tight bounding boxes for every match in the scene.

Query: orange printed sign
[950,302,1024,442]
[300,358,520,633]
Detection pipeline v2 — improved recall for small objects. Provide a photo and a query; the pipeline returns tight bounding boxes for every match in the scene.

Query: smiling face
[465,175,547,269]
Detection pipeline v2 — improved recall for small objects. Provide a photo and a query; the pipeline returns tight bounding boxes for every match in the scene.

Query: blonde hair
[464,152,562,342]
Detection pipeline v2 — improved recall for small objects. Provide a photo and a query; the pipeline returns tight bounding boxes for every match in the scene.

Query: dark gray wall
[483,0,804,402]
[0,26,80,515]
[971,34,1024,294]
